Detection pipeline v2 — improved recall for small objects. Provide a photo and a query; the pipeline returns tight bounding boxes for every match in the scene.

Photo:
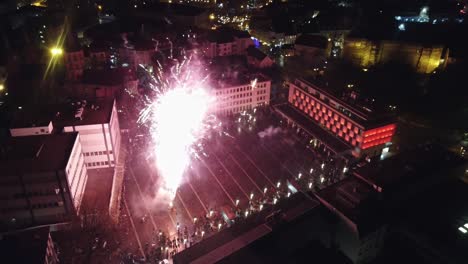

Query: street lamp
[50,47,63,56]
[0,84,4,91]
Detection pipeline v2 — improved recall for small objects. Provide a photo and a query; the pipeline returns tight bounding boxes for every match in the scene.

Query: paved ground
[121,108,348,263]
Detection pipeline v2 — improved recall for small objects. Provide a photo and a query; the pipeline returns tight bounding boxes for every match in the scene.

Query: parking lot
[122,108,348,262]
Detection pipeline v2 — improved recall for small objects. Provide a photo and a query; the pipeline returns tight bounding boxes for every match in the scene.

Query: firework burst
[138,56,217,202]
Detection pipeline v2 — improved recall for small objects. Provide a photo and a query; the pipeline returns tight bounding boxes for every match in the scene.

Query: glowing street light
[193,217,197,223]
[209,13,216,20]
[250,193,254,200]
[310,168,314,174]
[50,47,63,56]
[343,167,348,173]
[298,173,302,179]
[273,197,278,204]
[321,163,325,170]
[259,204,263,211]
[308,182,313,189]
[276,181,281,188]
[0,84,4,91]
[263,187,268,194]
[235,199,240,206]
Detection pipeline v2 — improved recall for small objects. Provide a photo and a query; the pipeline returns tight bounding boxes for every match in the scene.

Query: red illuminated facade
[287,79,396,157]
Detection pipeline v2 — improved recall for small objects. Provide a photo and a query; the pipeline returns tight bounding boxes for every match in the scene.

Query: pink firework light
[138,56,219,203]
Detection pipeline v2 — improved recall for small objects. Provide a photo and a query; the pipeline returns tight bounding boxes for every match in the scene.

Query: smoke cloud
[258,126,283,138]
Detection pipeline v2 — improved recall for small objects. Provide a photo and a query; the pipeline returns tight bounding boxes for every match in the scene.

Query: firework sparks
[138,57,215,202]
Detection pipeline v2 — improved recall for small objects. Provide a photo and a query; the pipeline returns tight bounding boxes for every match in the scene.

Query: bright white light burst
[138,57,215,203]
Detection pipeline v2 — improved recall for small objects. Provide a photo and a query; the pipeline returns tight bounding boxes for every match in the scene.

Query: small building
[88,41,110,67]
[246,46,274,68]
[0,227,59,264]
[0,132,87,232]
[205,27,254,58]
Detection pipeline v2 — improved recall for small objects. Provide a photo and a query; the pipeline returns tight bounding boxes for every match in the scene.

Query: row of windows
[87,160,114,167]
[84,150,113,157]
[215,83,268,96]
[221,92,253,101]
[0,201,63,213]
[257,96,267,101]
[257,89,267,95]
[224,98,253,107]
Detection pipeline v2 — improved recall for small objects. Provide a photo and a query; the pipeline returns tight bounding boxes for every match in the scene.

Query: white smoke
[258,126,283,138]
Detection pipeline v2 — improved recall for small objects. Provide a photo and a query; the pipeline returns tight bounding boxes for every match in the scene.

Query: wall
[343,38,446,73]
[65,133,88,213]
[10,122,53,137]
[212,80,271,115]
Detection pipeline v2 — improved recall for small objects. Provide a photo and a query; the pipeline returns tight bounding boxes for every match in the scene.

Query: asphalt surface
[121,108,347,263]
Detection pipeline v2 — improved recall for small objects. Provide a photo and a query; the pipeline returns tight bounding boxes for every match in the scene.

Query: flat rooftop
[274,104,351,154]
[397,178,468,263]
[11,99,115,130]
[293,78,395,128]
[211,73,270,89]
[174,192,320,264]
[353,144,465,193]
[0,132,78,174]
[0,227,51,264]
[315,177,382,236]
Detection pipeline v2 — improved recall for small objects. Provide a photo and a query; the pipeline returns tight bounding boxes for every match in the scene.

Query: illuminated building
[205,28,254,58]
[64,48,85,81]
[343,38,447,74]
[10,99,121,170]
[276,78,396,158]
[211,74,271,115]
[0,132,88,231]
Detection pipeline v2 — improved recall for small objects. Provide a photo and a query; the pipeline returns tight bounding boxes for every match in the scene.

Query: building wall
[287,80,395,155]
[294,45,327,62]
[68,82,121,99]
[343,38,446,73]
[64,50,85,81]
[45,233,59,264]
[10,122,53,137]
[212,79,271,115]
[65,133,88,213]
[63,101,120,170]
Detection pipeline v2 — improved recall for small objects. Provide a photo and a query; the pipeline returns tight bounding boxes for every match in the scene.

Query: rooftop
[247,46,268,61]
[353,144,465,193]
[397,178,468,263]
[0,227,51,264]
[208,27,251,44]
[174,192,320,264]
[295,34,329,49]
[315,177,382,235]
[293,78,395,128]
[81,68,134,86]
[211,72,270,89]
[0,132,78,174]
[11,99,115,130]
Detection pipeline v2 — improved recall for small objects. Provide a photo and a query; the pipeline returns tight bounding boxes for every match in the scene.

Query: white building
[0,132,88,231]
[211,74,271,116]
[10,99,121,170]
[205,28,254,58]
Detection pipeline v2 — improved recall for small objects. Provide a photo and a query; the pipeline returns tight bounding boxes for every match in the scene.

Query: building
[55,99,122,170]
[67,68,137,99]
[246,46,274,68]
[205,28,254,58]
[210,73,271,116]
[275,78,396,158]
[88,42,110,67]
[0,227,59,264]
[294,34,331,62]
[174,192,343,263]
[119,38,156,71]
[10,99,121,170]
[343,37,447,74]
[0,132,87,232]
[64,47,85,81]
[314,177,386,264]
